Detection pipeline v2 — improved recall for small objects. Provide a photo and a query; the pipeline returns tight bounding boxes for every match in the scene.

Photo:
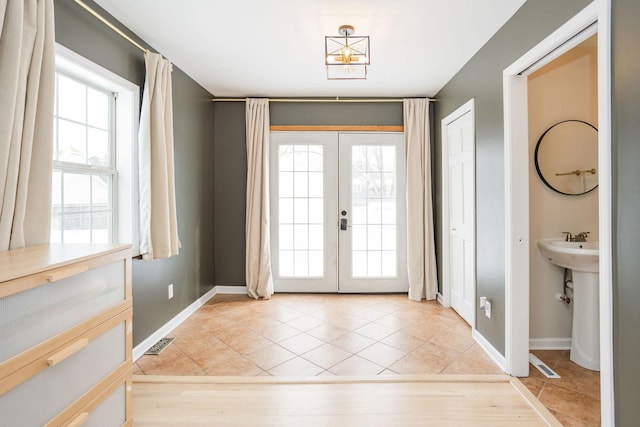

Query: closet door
[444,109,475,325]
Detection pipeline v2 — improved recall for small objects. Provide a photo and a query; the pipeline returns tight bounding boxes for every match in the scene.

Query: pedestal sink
[537,239,600,371]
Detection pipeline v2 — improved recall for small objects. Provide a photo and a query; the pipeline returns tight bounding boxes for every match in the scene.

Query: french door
[270,132,407,293]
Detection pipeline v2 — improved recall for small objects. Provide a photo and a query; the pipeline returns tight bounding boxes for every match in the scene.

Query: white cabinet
[0,244,132,427]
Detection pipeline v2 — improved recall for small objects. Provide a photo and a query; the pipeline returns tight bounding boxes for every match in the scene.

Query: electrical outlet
[168,283,174,299]
[485,300,492,318]
[479,296,487,311]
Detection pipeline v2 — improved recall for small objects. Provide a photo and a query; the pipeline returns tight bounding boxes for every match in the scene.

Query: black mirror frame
[533,119,599,196]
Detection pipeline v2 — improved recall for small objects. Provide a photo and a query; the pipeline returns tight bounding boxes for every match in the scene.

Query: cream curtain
[138,52,180,260]
[404,98,438,301]
[0,0,55,251]
[245,98,274,299]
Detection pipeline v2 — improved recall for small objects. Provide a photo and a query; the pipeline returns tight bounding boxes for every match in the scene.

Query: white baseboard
[472,329,507,372]
[132,285,247,361]
[529,338,571,350]
[215,285,249,295]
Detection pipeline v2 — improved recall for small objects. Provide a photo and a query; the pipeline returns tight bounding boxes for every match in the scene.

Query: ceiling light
[325,25,370,80]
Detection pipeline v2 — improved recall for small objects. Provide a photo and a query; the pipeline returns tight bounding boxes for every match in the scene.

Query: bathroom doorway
[527,35,599,357]
[502,1,613,424]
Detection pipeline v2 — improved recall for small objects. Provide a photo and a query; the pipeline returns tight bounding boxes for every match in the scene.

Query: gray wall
[612,0,640,424]
[213,102,403,286]
[54,0,216,346]
[433,0,591,354]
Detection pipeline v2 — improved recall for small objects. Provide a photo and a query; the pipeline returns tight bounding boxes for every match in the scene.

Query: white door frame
[440,99,476,331]
[502,1,613,425]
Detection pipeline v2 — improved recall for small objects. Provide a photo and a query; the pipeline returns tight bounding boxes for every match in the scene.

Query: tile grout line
[174,341,219,376]
[436,342,472,374]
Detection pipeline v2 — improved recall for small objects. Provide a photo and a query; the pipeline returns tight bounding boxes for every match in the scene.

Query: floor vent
[145,337,175,355]
[529,353,561,379]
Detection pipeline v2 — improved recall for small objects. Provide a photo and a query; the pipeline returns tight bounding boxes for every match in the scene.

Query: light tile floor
[134,294,499,378]
[521,350,601,426]
[134,293,599,425]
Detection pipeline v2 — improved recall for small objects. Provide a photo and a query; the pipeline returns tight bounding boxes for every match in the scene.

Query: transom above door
[270,132,408,293]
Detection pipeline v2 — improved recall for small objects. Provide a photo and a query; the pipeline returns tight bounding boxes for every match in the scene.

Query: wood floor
[132,374,560,426]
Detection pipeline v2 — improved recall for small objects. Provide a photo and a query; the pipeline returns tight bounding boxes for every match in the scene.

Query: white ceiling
[94,0,526,98]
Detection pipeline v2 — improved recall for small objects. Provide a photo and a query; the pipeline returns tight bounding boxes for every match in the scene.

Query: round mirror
[534,119,598,196]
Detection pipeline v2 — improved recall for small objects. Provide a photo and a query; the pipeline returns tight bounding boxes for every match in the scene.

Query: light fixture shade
[325,26,369,80]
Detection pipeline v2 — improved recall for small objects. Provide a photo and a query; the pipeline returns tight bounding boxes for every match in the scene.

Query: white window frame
[53,69,118,243]
[54,44,140,253]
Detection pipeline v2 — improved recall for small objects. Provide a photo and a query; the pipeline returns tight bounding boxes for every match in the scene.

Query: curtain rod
[211,97,436,103]
[73,0,148,54]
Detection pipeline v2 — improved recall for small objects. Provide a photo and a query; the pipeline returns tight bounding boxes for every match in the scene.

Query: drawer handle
[66,412,89,427]
[46,263,90,283]
[46,338,89,367]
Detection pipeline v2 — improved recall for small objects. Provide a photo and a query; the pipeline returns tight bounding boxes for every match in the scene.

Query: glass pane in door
[277,144,324,277]
[351,145,397,277]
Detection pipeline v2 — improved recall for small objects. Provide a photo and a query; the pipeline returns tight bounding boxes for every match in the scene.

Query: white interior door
[443,103,475,325]
[270,132,407,293]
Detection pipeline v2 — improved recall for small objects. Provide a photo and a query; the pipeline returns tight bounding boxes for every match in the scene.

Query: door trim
[502,2,613,425]
[440,99,476,332]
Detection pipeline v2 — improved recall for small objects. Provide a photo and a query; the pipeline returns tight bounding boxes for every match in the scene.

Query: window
[52,44,139,250]
[51,71,116,243]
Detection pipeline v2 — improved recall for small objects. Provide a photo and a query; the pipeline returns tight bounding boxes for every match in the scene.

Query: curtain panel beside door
[245,98,274,299]
[403,98,438,301]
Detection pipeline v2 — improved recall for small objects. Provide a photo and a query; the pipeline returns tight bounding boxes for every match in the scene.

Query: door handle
[340,218,348,230]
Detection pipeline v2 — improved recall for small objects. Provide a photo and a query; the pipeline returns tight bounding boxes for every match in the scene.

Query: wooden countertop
[0,243,131,283]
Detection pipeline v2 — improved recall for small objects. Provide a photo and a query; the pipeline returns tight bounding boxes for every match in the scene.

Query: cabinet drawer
[82,382,127,427]
[0,320,127,427]
[0,260,125,364]
[58,372,132,427]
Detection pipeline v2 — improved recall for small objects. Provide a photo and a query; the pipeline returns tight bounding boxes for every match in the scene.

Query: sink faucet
[573,231,590,242]
[562,231,589,242]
